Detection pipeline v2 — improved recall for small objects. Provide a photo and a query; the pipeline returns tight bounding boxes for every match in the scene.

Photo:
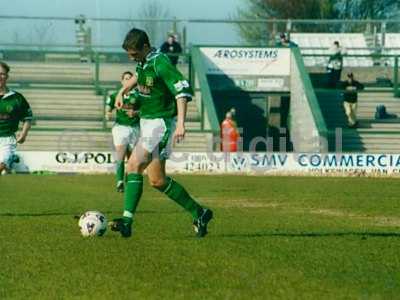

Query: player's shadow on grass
[217,232,400,238]
[0,210,178,218]
[0,212,86,217]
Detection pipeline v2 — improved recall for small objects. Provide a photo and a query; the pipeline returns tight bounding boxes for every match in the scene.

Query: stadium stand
[316,87,400,153]
[380,33,400,66]
[291,33,374,67]
[9,62,93,84]
[8,61,208,152]
[295,33,400,153]
[21,89,103,121]
[6,40,400,154]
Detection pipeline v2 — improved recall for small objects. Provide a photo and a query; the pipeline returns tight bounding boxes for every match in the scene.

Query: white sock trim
[123,211,133,218]
[163,178,173,194]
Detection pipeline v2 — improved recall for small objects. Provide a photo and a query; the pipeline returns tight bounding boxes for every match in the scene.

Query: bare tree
[122,0,173,48]
[142,0,172,46]
[32,21,55,50]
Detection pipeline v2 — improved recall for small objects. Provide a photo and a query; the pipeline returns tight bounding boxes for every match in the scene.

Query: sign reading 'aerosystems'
[200,47,291,76]
[199,47,291,91]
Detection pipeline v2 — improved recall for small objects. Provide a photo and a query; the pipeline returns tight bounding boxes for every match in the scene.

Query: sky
[0,0,244,49]
[1,0,242,19]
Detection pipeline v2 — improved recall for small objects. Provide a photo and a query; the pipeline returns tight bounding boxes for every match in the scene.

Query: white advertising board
[12,151,400,176]
[200,47,291,76]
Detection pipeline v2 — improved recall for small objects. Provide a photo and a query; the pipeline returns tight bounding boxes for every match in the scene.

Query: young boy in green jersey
[0,61,32,174]
[106,71,140,192]
[110,28,213,238]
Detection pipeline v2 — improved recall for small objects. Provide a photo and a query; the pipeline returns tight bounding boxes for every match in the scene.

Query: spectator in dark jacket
[339,73,364,128]
[327,41,346,88]
[276,33,298,48]
[160,34,182,66]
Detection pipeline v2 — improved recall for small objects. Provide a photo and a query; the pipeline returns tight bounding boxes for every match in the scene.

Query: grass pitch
[1,174,400,299]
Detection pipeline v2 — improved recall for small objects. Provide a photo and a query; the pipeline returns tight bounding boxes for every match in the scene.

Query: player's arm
[17,96,33,144]
[155,55,193,142]
[115,75,137,109]
[105,94,115,121]
[17,120,31,144]
[105,107,113,121]
[175,97,188,142]
[125,91,141,119]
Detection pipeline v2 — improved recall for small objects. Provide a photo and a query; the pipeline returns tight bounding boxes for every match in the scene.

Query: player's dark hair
[121,71,133,79]
[122,28,150,51]
[0,61,10,74]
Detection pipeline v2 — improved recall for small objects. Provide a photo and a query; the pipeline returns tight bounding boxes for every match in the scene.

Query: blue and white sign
[12,151,400,176]
[227,153,400,175]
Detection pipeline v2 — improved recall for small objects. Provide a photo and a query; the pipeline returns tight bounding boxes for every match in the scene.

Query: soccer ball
[78,211,107,237]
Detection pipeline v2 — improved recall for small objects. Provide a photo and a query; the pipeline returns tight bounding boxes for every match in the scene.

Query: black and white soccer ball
[78,211,107,237]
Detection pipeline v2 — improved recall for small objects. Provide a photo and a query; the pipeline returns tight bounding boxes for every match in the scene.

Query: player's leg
[112,125,130,192]
[114,145,127,192]
[121,123,142,211]
[111,121,152,236]
[145,116,213,237]
[0,162,7,175]
[110,144,151,237]
[123,138,150,216]
[122,118,167,223]
[147,158,213,237]
[126,124,140,162]
[0,137,16,175]
[343,101,352,126]
[147,158,200,217]
[351,103,358,126]
[333,69,341,88]
[125,147,132,160]
[327,70,334,88]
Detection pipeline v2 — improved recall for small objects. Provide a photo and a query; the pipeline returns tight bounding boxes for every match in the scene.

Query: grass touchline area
[0,174,399,299]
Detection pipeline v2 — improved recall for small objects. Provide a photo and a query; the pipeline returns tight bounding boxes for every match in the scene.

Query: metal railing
[6,45,399,137]
[290,47,329,152]
[189,47,220,135]
[1,15,399,50]
[301,53,400,97]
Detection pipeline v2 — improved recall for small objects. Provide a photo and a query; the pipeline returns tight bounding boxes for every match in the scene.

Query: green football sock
[122,173,143,223]
[116,160,125,183]
[158,177,203,219]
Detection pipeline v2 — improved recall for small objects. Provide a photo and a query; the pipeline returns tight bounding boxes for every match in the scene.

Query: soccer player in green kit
[0,61,32,174]
[105,71,140,192]
[110,28,213,238]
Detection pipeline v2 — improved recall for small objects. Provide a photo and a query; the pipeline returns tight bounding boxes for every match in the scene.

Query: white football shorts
[0,136,17,168]
[112,124,140,149]
[139,117,176,160]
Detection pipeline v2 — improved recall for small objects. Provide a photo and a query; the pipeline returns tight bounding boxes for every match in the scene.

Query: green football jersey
[106,90,140,127]
[136,50,193,119]
[0,90,33,137]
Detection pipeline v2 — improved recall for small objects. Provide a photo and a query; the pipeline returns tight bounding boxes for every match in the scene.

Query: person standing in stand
[160,33,182,67]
